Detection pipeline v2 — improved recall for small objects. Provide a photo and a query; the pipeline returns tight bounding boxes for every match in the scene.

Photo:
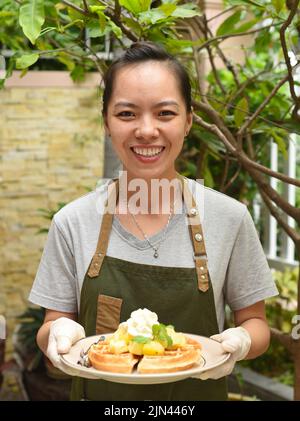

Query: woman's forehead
[111,62,182,99]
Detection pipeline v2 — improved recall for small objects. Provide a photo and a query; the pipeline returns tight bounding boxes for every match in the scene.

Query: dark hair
[102,41,192,115]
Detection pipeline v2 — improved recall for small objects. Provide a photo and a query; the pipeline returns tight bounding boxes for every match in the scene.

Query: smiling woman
[103,50,192,182]
[29,41,278,401]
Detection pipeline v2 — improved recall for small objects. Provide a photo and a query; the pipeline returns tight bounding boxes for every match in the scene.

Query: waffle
[137,346,201,374]
[87,335,201,374]
[88,340,139,374]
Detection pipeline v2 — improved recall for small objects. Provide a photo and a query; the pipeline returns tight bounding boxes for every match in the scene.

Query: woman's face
[104,61,193,180]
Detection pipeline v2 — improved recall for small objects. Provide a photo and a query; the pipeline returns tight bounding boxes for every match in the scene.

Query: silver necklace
[128,205,174,258]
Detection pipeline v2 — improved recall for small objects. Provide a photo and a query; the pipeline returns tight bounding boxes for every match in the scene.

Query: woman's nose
[135,117,159,139]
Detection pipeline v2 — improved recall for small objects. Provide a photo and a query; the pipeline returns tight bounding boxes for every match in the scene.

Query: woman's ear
[103,115,110,138]
[186,110,193,134]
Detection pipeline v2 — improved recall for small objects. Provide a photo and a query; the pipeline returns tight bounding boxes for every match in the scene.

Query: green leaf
[132,336,151,344]
[86,19,104,38]
[230,17,260,35]
[57,52,75,71]
[138,9,166,25]
[158,3,177,17]
[216,10,242,36]
[280,120,300,136]
[119,0,152,15]
[234,97,249,127]
[225,0,265,7]
[16,53,39,70]
[106,17,123,39]
[152,323,173,347]
[71,65,85,82]
[0,11,16,20]
[122,17,142,36]
[204,164,214,188]
[271,0,285,13]
[89,6,108,32]
[89,5,107,14]
[19,0,45,45]
[270,130,288,158]
[171,5,201,18]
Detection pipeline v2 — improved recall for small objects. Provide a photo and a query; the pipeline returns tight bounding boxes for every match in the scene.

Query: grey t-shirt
[29,178,278,331]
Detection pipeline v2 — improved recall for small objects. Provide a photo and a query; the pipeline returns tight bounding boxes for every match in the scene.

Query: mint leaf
[152,323,173,347]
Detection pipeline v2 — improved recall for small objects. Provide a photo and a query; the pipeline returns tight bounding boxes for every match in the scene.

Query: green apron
[70,175,227,401]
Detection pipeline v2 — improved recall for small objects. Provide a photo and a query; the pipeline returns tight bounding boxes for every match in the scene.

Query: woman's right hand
[47,317,99,379]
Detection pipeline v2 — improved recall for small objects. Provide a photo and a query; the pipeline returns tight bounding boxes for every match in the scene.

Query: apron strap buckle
[194,254,210,293]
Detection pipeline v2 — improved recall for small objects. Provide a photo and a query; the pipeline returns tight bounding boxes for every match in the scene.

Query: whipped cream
[126,308,159,338]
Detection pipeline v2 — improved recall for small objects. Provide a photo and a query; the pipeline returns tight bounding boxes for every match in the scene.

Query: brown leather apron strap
[88,179,119,278]
[177,175,210,292]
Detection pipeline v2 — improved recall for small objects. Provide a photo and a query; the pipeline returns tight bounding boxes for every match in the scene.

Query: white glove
[194,326,251,380]
[47,317,99,379]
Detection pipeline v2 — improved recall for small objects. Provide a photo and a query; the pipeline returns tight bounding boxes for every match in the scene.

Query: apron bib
[70,175,227,401]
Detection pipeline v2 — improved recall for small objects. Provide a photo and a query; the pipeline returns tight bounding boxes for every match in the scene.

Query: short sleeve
[224,210,278,311]
[28,217,78,313]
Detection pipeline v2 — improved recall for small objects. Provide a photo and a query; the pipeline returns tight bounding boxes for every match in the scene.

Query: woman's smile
[130,145,166,163]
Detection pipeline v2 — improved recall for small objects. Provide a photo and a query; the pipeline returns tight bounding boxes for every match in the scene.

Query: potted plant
[13,306,72,400]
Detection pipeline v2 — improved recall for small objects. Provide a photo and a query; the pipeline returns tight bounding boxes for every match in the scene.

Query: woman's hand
[46,317,99,379]
[193,326,251,380]
[47,317,85,366]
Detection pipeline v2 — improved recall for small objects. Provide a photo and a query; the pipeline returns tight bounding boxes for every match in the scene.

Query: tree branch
[223,165,242,192]
[206,5,239,23]
[220,154,230,192]
[237,75,289,138]
[197,23,279,53]
[279,0,300,105]
[271,328,296,357]
[225,69,275,112]
[204,22,226,95]
[82,0,89,12]
[105,7,138,41]
[246,167,300,222]
[259,189,300,244]
[192,100,237,146]
[61,0,91,16]
[203,92,298,136]
[193,112,237,153]
[238,151,300,188]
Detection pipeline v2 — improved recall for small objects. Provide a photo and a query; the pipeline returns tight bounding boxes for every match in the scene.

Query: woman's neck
[117,169,181,215]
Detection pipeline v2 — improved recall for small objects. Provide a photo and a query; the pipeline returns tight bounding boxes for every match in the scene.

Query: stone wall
[0,71,104,358]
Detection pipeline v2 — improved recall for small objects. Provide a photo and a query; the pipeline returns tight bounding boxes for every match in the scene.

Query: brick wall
[0,72,104,358]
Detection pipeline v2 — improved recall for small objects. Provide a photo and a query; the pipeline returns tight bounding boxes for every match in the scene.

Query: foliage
[1,1,298,213]
[0,0,201,84]
[240,267,298,386]
[16,306,46,371]
[178,0,300,209]
[36,202,67,234]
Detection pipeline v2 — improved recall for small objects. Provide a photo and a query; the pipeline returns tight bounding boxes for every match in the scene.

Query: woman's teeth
[131,146,164,157]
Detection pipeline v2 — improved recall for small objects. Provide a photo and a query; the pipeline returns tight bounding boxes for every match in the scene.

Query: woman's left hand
[193,326,251,380]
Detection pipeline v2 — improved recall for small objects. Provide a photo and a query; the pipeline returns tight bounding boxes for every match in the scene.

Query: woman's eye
[159,110,176,116]
[117,111,134,117]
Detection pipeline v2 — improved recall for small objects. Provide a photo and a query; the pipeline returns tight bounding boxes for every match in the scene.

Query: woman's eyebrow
[114,100,179,109]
